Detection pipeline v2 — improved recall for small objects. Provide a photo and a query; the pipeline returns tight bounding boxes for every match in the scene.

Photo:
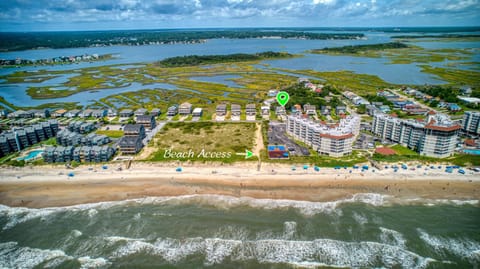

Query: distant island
[311,42,409,55]
[392,34,480,39]
[0,53,113,67]
[157,51,295,67]
[0,30,364,52]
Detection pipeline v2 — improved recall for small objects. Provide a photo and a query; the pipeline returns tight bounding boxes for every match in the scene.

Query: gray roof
[119,136,142,146]
[124,124,144,133]
[136,115,154,122]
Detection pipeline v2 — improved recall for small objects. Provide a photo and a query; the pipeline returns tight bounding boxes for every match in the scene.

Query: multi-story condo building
[287,115,361,157]
[462,111,480,136]
[372,112,460,158]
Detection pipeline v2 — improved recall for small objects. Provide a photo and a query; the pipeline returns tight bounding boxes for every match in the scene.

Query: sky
[0,0,479,31]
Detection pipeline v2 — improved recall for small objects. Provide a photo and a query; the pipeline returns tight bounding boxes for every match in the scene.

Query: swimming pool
[463,149,480,155]
[17,150,44,161]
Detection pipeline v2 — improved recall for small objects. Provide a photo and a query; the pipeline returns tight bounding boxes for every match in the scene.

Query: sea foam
[107,235,434,268]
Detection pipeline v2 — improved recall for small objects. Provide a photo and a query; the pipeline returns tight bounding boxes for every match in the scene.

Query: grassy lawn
[390,144,418,155]
[148,122,257,163]
[96,130,124,138]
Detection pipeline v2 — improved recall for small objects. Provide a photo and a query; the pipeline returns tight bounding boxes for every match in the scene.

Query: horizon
[1,0,479,32]
[1,25,480,33]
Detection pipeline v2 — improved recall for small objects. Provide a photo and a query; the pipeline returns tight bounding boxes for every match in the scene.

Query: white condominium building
[462,111,480,135]
[372,112,461,158]
[287,115,361,157]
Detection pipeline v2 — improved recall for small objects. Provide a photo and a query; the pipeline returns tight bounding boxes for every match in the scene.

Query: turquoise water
[463,149,480,155]
[16,150,43,161]
[0,194,479,268]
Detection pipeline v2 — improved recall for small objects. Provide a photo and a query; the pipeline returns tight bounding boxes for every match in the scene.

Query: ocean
[0,194,479,268]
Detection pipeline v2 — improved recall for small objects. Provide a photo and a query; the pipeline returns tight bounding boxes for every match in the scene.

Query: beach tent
[303,165,309,170]
[291,166,296,171]
[314,166,320,172]
[102,165,108,170]
[68,172,74,177]
[176,167,182,172]
[362,165,369,170]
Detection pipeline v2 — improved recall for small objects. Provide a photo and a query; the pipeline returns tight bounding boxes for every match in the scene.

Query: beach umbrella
[291,166,296,171]
[102,165,108,170]
[303,165,309,170]
[68,172,74,177]
[314,166,320,172]
[176,167,183,172]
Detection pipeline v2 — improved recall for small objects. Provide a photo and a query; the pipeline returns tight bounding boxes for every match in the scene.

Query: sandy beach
[0,162,479,208]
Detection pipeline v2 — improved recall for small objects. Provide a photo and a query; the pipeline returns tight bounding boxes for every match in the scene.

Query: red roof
[465,139,476,147]
[427,110,436,115]
[375,147,396,155]
[319,133,354,139]
[390,112,398,117]
[424,120,461,131]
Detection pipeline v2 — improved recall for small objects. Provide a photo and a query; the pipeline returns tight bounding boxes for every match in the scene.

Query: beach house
[246,104,256,116]
[79,109,93,118]
[150,108,161,117]
[179,102,192,115]
[65,109,80,118]
[303,104,316,116]
[216,104,227,116]
[167,105,178,116]
[231,104,241,116]
[192,108,203,118]
[134,108,148,116]
[119,136,143,154]
[136,115,156,130]
[119,109,134,118]
[123,124,145,139]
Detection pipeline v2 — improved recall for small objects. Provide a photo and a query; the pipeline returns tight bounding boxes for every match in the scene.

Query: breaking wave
[107,235,435,268]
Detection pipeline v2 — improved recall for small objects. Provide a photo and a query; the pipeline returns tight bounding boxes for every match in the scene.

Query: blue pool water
[463,149,480,155]
[16,150,43,161]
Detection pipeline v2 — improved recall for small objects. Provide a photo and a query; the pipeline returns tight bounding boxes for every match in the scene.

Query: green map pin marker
[276,91,290,106]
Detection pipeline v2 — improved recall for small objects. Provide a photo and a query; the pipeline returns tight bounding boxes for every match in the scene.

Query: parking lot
[353,133,377,150]
[268,121,310,156]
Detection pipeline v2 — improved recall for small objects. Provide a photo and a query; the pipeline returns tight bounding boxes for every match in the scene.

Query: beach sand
[0,162,479,208]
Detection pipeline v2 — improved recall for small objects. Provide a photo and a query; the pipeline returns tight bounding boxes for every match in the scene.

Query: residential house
[231,104,241,116]
[91,109,107,118]
[167,105,178,116]
[192,108,203,117]
[52,109,67,118]
[246,104,256,116]
[107,109,118,117]
[65,109,80,118]
[216,104,227,116]
[261,106,270,116]
[119,109,134,118]
[31,109,50,118]
[336,106,347,115]
[123,124,146,139]
[275,106,286,116]
[79,109,94,118]
[304,104,316,116]
[136,115,156,130]
[134,108,148,116]
[178,102,192,115]
[119,136,143,154]
[150,108,161,117]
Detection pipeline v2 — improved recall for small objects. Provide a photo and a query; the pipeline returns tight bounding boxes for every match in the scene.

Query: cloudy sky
[1,0,479,31]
